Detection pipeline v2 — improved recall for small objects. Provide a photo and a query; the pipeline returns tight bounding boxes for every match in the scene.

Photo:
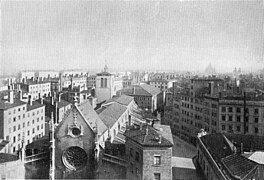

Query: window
[237,126,241,132]
[154,173,161,180]
[228,107,233,113]
[13,126,16,132]
[18,115,20,120]
[222,107,226,112]
[222,125,226,131]
[255,108,259,114]
[222,115,226,121]
[135,151,139,161]
[228,116,233,121]
[136,168,139,176]
[255,128,258,134]
[130,148,133,157]
[154,155,161,165]
[32,128,35,134]
[18,108,20,112]
[41,124,43,129]
[23,114,25,118]
[18,124,21,130]
[18,134,21,141]
[13,136,16,143]
[13,147,16,153]
[130,163,134,173]
[229,125,232,132]
[245,126,248,133]
[13,117,16,122]
[37,118,39,122]
[23,123,25,128]
[32,120,34,124]
[28,131,30,136]
[37,126,39,131]
[236,107,241,113]
[27,121,30,126]
[237,116,241,122]
[255,118,258,123]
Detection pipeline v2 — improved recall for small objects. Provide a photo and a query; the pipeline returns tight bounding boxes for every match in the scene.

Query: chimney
[40,97,44,105]
[8,91,14,104]
[19,90,23,101]
[58,93,61,102]
[158,129,162,144]
[17,84,21,91]
[133,86,136,94]
[29,95,33,106]
[8,79,11,86]
[51,96,54,105]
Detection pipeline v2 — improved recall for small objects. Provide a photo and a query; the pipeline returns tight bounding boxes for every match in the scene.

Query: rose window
[62,146,88,171]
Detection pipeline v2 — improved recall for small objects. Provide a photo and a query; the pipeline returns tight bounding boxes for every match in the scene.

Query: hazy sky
[1,0,264,73]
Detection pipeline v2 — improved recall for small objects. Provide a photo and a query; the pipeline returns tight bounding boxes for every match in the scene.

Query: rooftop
[79,100,108,135]
[120,84,161,97]
[124,124,173,147]
[27,101,45,111]
[98,103,127,128]
[0,99,26,110]
[104,95,134,107]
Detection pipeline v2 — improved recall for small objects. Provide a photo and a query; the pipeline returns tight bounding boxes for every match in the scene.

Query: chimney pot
[8,91,14,104]
[29,95,33,106]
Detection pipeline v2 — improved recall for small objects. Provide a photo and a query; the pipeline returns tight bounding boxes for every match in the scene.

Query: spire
[104,59,108,72]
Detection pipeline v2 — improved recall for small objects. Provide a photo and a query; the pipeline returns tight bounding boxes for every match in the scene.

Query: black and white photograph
[0,0,264,179]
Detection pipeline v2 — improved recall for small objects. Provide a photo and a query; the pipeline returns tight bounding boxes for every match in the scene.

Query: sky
[1,0,264,74]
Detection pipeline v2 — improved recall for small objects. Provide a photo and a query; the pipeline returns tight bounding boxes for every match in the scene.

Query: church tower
[95,62,115,103]
[54,98,97,179]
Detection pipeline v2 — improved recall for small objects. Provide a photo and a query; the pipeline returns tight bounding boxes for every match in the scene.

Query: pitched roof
[27,101,45,111]
[120,84,161,97]
[248,151,264,164]
[98,103,127,128]
[79,101,107,135]
[124,125,173,147]
[221,154,258,179]
[104,95,134,107]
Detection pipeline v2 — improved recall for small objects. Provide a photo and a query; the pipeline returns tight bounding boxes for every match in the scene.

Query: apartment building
[0,91,45,154]
[20,78,51,100]
[148,79,174,91]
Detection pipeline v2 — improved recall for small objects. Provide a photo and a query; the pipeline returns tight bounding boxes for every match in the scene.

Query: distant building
[87,75,96,88]
[118,84,162,112]
[20,78,51,100]
[35,71,59,79]
[148,79,174,91]
[195,133,264,180]
[0,90,45,154]
[125,124,173,180]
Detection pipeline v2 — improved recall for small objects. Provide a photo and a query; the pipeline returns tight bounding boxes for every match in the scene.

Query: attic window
[72,127,81,136]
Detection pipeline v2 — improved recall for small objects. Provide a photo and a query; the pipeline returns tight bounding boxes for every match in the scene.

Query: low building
[195,132,264,180]
[124,124,173,180]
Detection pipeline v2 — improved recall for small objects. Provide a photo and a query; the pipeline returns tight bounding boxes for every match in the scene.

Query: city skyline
[1,1,264,74]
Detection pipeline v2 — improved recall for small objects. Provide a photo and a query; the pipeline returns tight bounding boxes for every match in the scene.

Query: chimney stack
[29,95,33,106]
[51,96,54,105]
[158,128,163,144]
[19,90,23,101]
[8,91,14,104]
[58,93,61,102]
[133,86,136,94]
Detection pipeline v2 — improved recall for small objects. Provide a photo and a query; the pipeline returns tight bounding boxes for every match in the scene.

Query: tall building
[0,90,45,154]
[125,124,173,180]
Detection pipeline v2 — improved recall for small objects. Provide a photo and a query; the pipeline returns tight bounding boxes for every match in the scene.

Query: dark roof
[99,103,127,128]
[27,101,45,111]
[79,100,107,135]
[23,79,50,85]
[124,125,173,147]
[26,136,50,150]
[221,154,258,179]
[120,84,161,97]
[200,133,260,180]
[0,139,9,151]
[43,97,71,108]
[0,99,26,110]
[201,133,233,161]
[0,153,18,163]
[224,133,264,152]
